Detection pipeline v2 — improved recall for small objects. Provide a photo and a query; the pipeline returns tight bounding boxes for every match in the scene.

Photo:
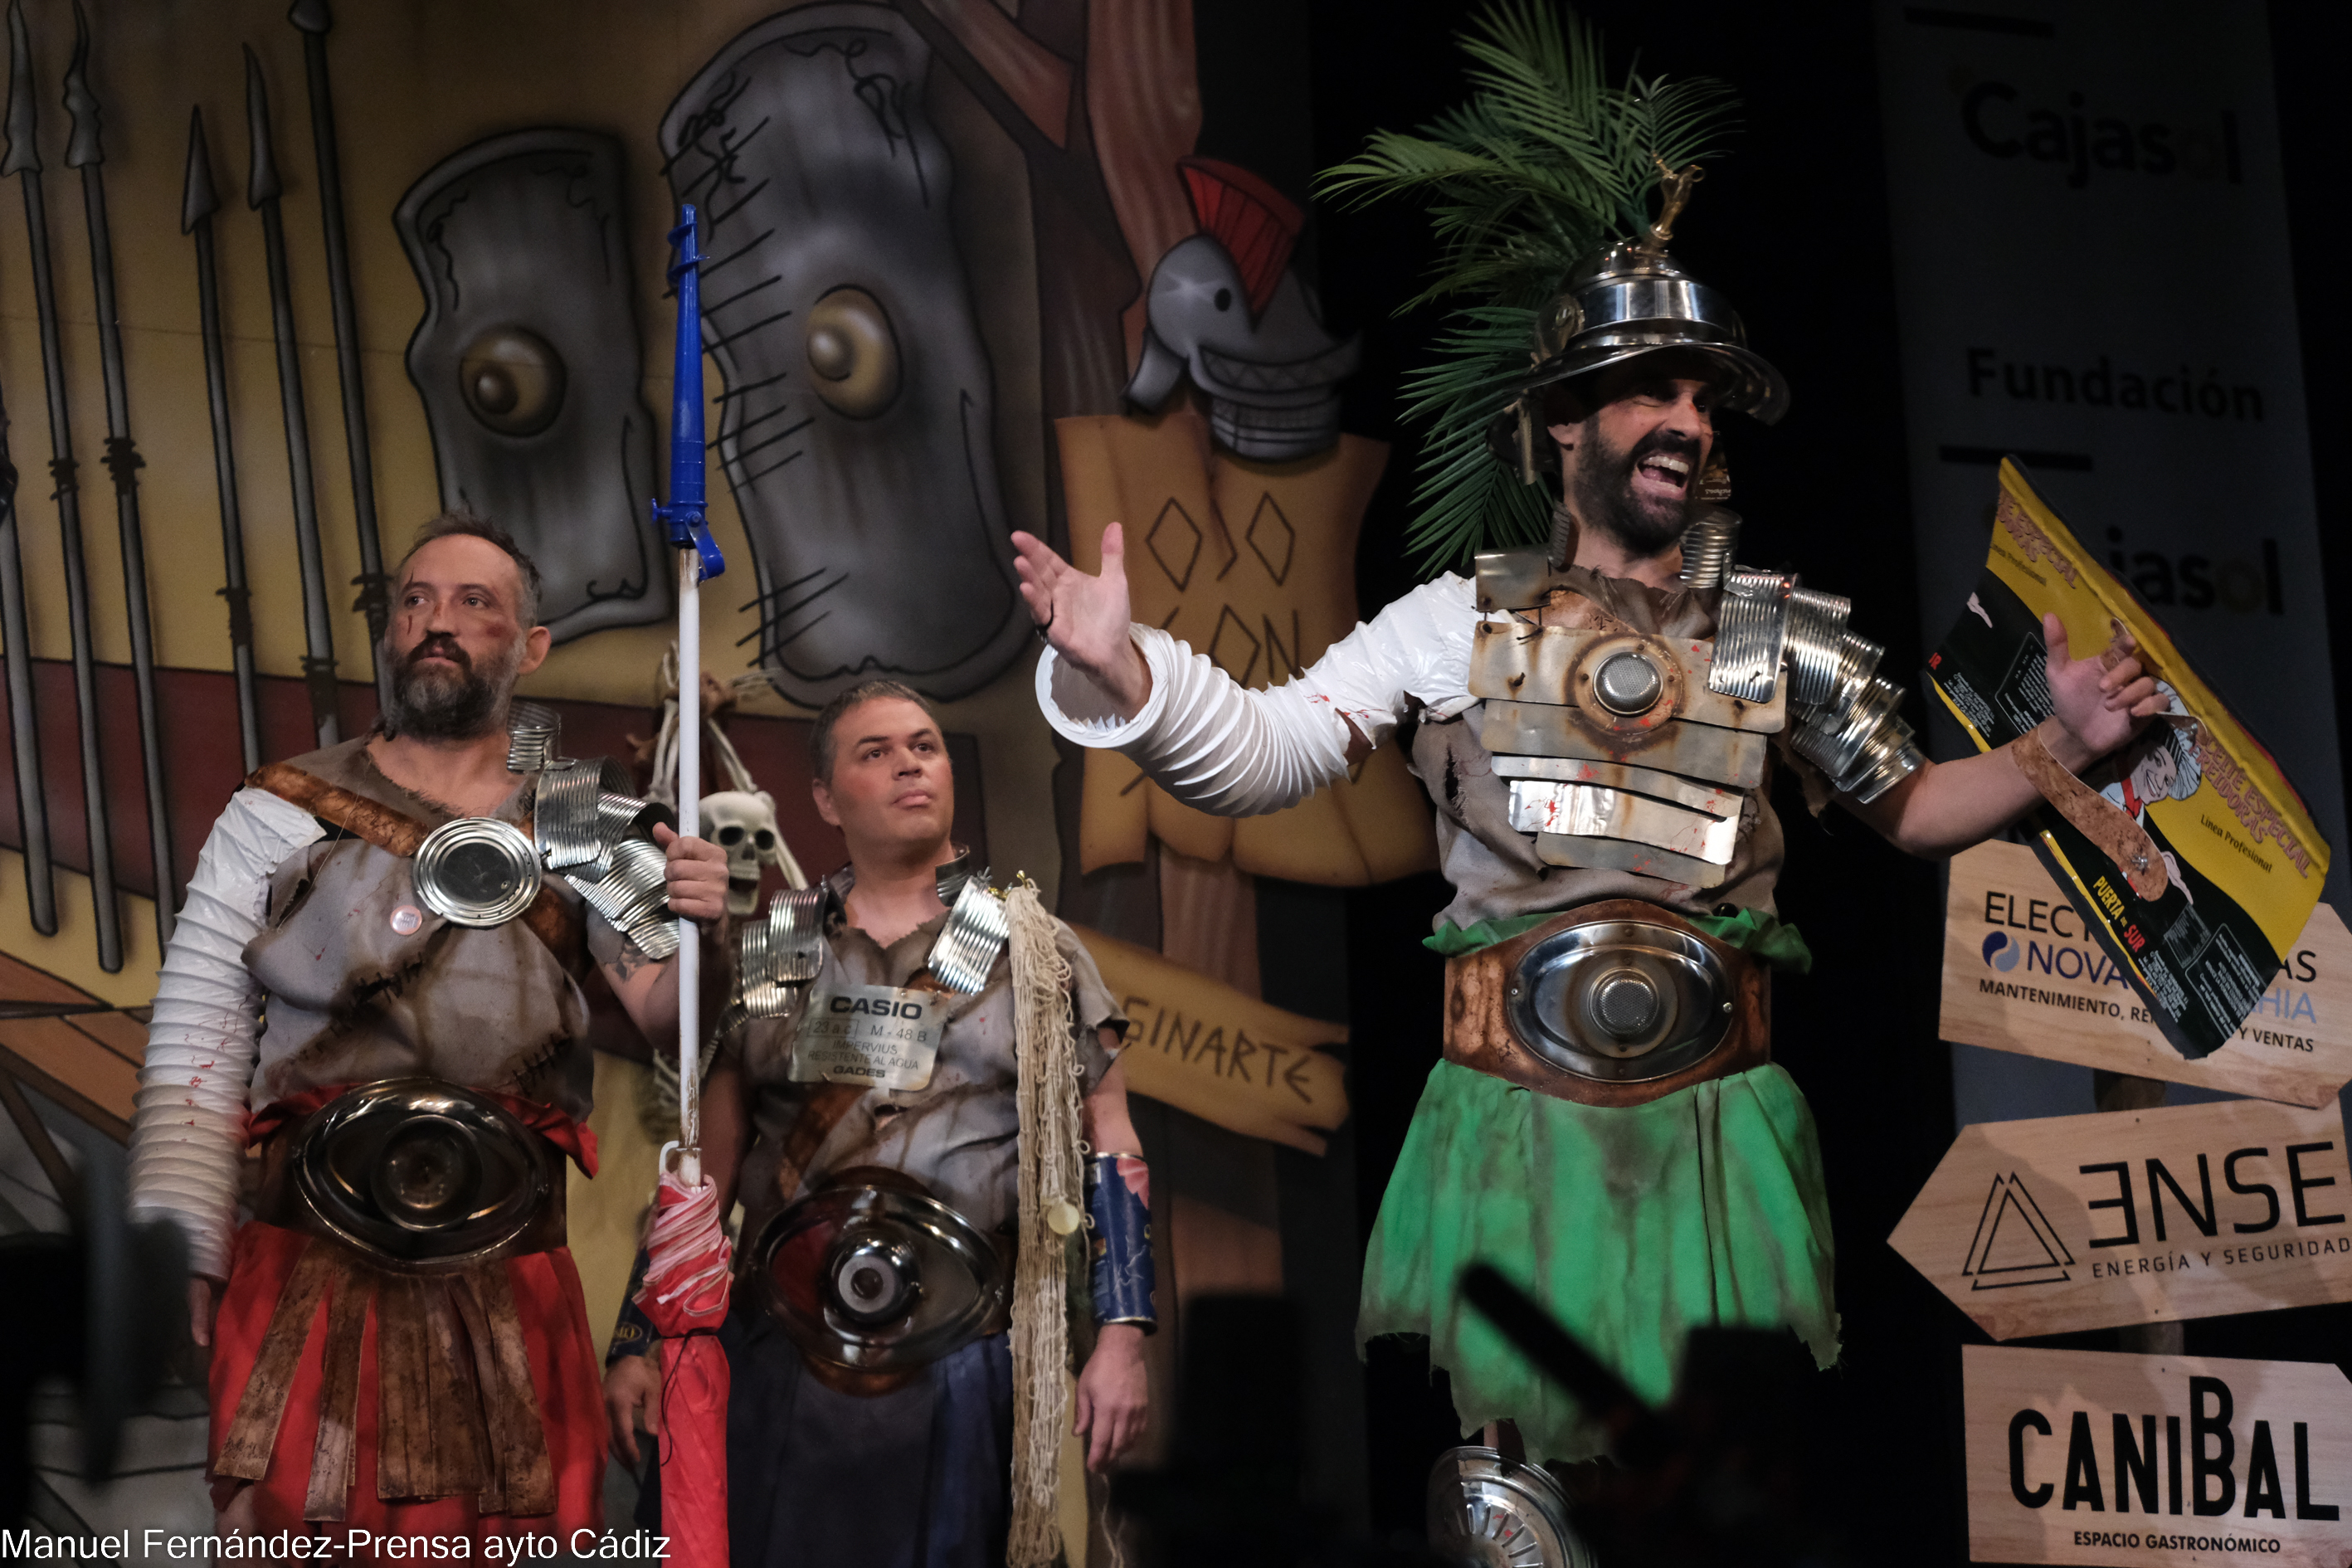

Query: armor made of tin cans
[1085,1151,1157,1330]
[727,887,1123,1281]
[242,740,596,1121]
[715,852,1008,1045]
[1469,516,1922,889]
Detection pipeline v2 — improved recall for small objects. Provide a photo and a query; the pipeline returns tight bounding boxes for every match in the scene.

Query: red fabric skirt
[207,1220,608,1542]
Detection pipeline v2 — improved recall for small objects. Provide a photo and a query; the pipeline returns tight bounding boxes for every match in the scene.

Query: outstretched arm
[1015,528,1468,812]
[1011,524,1153,716]
[1843,614,2167,857]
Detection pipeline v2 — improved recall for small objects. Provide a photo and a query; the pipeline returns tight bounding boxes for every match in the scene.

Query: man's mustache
[1620,428,1702,470]
[402,634,472,674]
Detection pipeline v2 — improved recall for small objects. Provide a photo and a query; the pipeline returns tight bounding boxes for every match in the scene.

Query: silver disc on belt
[1426,1446,1594,1568]
[1507,918,1734,1083]
[412,816,541,927]
[752,1180,1006,1371]
[290,1078,553,1271]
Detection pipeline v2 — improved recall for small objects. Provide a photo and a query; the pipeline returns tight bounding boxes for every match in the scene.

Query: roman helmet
[1318,6,1777,571]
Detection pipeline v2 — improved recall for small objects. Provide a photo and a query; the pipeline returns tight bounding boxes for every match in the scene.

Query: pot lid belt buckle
[271,1078,561,1272]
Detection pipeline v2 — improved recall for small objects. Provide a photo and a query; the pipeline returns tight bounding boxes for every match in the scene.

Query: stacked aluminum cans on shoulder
[713,883,831,1043]
[534,755,681,959]
[1687,514,1925,805]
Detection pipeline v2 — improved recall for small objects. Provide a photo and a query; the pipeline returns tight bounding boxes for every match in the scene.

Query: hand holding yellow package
[1927,460,2330,1059]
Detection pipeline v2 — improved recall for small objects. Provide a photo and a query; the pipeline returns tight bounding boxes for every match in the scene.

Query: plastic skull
[701,791,780,915]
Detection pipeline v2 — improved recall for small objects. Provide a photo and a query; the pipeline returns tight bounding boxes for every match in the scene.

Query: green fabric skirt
[1356,1059,1840,1465]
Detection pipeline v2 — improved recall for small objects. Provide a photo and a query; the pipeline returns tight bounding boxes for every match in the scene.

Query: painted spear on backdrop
[0,2,47,937]
[0,269,51,937]
[288,0,391,717]
[245,45,338,748]
[5,0,119,972]
[182,107,261,774]
[65,2,176,952]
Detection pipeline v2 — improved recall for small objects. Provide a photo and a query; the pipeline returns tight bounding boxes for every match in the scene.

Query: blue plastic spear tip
[651,203,724,581]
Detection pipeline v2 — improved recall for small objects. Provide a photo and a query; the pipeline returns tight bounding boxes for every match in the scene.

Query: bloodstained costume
[1034,24,1926,1473]
[625,859,1135,1568]
[128,737,665,1536]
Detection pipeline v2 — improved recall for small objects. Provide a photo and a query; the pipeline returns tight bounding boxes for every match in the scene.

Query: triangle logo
[1960,1172,2076,1288]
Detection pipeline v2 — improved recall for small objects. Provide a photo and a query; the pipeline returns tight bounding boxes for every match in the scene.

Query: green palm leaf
[1317,2,1740,574]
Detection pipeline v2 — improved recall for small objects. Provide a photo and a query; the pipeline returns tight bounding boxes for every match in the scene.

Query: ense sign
[1965,1345,2352,1566]
[1891,1099,2352,1338]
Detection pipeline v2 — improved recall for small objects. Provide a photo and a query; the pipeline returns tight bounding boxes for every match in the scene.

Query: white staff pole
[677,547,701,1185]
[656,203,721,1186]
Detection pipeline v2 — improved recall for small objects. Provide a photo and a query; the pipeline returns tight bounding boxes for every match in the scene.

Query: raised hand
[1010,525,1153,718]
[2043,612,2166,766]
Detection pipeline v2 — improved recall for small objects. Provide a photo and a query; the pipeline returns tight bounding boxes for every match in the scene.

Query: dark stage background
[1220,0,2352,1558]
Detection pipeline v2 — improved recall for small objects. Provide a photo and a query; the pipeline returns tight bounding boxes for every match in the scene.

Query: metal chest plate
[1470,623,1778,889]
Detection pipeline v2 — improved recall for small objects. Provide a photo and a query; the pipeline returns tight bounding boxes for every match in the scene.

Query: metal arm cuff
[1086,1151,1157,1332]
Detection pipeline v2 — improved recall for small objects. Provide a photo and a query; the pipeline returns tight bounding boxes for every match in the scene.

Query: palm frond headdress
[1317,3,1780,575]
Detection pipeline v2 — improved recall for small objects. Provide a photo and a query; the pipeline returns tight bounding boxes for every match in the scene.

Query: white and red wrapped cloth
[638,1166,733,1568]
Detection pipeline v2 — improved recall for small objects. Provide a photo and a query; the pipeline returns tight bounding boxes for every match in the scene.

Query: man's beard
[379,632,522,741]
[1570,422,1702,558]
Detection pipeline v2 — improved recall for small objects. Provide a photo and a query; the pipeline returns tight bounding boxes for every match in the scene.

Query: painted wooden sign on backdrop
[1890,1100,2352,1339]
[1963,1344,2352,1566]
[1074,923,1348,1156]
[1943,840,2352,1108]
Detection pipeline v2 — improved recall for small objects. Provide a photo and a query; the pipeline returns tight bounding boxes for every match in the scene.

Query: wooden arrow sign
[1891,1100,2352,1339]
[1942,840,2352,1108]
[1965,1344,2352,1566]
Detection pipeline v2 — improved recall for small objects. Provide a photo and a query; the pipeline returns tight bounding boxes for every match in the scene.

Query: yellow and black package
[1928,460,2330,1059]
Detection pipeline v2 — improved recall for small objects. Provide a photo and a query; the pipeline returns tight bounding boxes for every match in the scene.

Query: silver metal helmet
[1523,237,1788,426]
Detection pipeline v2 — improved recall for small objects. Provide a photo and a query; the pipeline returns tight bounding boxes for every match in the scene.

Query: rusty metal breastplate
[1468,541,1921,889]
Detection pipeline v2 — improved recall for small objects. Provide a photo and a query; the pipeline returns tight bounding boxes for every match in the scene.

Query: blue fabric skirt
[640,1309,1014,1568]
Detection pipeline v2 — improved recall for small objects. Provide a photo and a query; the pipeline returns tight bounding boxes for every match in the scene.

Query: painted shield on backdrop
[394,129,668,643]
[659,4,1029,705]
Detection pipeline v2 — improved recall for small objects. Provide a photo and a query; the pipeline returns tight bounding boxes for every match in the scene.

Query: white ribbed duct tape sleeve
[1032,574,1477,817]
[128,789,322,1280]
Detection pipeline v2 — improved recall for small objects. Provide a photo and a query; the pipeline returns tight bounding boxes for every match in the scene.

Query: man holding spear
[605,679,1154,1566]
[126,514,730,1538]
[616,204,1152,1568]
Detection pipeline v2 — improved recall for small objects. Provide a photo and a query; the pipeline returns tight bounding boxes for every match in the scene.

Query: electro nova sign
[1965,1346,2352,1566]
[1891,1099,2352,1339]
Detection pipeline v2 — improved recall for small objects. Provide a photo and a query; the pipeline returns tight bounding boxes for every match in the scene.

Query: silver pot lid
[412,816,542,928]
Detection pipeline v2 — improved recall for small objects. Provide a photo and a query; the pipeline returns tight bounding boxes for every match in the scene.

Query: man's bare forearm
[1847,719,2096,858]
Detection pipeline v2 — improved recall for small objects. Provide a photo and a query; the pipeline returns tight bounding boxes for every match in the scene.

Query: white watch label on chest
[789,983,947,1089]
